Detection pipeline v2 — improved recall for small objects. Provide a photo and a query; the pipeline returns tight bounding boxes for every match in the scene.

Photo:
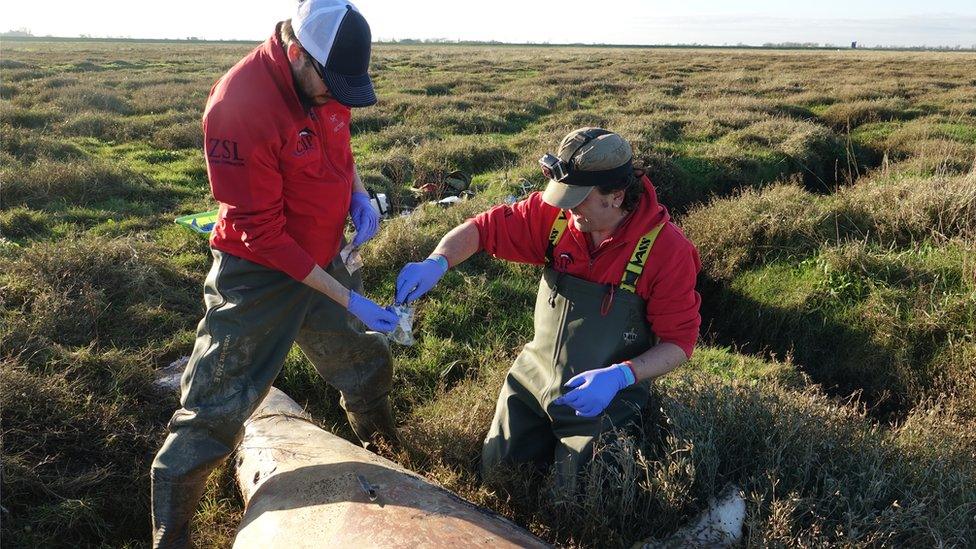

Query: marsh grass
[684,171,976,416]
[2,40,974,547]
[0,350,175,547]
[2,157,153,208]
[395,367,975,548]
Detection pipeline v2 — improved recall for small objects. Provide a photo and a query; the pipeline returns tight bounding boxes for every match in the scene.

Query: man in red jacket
[150,2,399,546]
[396,128,701,491]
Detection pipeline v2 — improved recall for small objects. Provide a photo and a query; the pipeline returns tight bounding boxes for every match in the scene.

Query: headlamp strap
[565,128,612,172]
[563,159,633,187]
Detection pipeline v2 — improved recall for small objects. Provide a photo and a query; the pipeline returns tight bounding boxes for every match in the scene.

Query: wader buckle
[549,272,565,308]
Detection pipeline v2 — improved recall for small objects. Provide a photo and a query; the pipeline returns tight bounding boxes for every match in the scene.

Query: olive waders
[151,250,397,548]
[482,212,663,493]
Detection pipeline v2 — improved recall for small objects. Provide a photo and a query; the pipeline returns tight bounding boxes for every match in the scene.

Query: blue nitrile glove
[553,363,636,418]
[348,291,398,333]
[349,191,379,246]
[395,255,448,304]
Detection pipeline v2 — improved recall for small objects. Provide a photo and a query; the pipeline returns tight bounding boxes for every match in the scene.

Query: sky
[3,0,975,47]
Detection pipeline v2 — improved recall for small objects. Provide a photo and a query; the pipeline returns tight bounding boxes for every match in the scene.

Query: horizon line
[2,34,975,52]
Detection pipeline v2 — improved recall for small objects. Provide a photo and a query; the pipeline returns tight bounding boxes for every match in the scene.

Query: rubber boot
[346,397,400,453]
[151,470,209,549]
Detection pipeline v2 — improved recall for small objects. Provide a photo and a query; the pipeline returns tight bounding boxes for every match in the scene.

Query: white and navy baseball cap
[294,0,377,107]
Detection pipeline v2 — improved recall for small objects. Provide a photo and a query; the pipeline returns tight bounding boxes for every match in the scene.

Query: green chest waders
[482,213,663,491]
[150,249,396,548]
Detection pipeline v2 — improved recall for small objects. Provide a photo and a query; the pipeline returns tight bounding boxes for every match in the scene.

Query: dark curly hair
[596,166,645,212]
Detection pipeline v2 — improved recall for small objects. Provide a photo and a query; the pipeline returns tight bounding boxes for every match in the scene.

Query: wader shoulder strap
[545,210,568,265]
[619,223,665,293]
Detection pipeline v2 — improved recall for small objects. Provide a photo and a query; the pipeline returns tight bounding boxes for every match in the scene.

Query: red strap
[600,285,615,316]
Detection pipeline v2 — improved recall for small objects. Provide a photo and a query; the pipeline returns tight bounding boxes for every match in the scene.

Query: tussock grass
[42,84,135,115]
[1,125,88,163]
[129,80,208,115]
[0,83,19,99]
[397,368,976,547]
[654,375,976,547]
[361,123,438,150]
[724,116,846,187]
[2,156,152,208]
[0,59,35,70]
[1,349,174,547]
[152,121,204,150]
[684,171,976,414]
[40,76,81,89]
[60,111,125,138]
[0,206,49,239]
[0,102,62,129]
[56,110,197,145]
[685,172,976,280]
[0,234,201,545]
[410,135,517,181]
[1,235,199,352]
[820,98,915,128]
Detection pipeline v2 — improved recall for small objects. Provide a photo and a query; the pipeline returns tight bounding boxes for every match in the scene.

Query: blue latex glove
[553,363,635,418]
[349,191,379,246]
[348,291,398,333]
[395,256,448,304]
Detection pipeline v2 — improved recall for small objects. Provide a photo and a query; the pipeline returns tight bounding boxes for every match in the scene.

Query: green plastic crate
[174,209,220,234]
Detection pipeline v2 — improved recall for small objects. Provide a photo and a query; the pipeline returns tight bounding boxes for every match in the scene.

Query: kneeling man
[396,128,701,488]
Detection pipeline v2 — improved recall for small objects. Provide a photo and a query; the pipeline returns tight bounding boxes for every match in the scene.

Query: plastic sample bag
[340,242,363,275]
[389,304,416,346]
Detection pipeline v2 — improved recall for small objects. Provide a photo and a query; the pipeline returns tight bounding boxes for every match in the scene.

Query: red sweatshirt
[203,26,354,281]
[471,176,702,358]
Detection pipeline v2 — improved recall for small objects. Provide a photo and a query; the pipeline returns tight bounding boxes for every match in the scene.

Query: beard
[295,77,330,107]
[292,60,331,107]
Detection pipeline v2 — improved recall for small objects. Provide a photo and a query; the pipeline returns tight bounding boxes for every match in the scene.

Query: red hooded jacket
[203,26,354,281]
[471,176,701,358]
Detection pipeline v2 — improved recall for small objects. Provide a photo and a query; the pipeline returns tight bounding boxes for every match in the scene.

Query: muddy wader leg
[551,395,646,496]
[151,252,312,548]
[296,254,399,450]
[481,372,557,480]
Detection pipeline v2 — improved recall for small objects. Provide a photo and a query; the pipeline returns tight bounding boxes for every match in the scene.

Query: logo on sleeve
[207,138,245,166]
[295,127,316,157]
[328,113,346,133]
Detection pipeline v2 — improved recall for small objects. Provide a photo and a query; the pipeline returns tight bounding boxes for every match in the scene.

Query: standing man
[151,2,398,546]
[396,128,701,490]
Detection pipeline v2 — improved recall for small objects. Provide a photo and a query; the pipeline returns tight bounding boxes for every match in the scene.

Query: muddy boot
[151,470,209,549]
[346,398,401,453]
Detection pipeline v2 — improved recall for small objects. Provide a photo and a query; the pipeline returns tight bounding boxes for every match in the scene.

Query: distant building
[851,41,857,49]
[1,28,32,37]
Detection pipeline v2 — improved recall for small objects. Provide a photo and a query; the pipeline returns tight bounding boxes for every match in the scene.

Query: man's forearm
[352,166,367,195]
[431,221,481,268]
[302,264,351,307]
[626,342,688,382]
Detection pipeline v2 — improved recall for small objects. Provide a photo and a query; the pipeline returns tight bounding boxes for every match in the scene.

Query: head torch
[539,153,570,182]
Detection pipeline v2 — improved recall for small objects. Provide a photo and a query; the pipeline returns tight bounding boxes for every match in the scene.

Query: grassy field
[1,39,975,547]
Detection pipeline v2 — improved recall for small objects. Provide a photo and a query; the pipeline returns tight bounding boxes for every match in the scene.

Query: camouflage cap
[542,127,633,209]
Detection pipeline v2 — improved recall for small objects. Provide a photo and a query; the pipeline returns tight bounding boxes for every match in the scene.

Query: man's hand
[395,256,448,304]
[348,291,398,333]
[349,191,379,246]
[553,363,635,417]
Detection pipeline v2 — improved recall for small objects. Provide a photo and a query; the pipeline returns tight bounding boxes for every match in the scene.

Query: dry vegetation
[1,39,974,547]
